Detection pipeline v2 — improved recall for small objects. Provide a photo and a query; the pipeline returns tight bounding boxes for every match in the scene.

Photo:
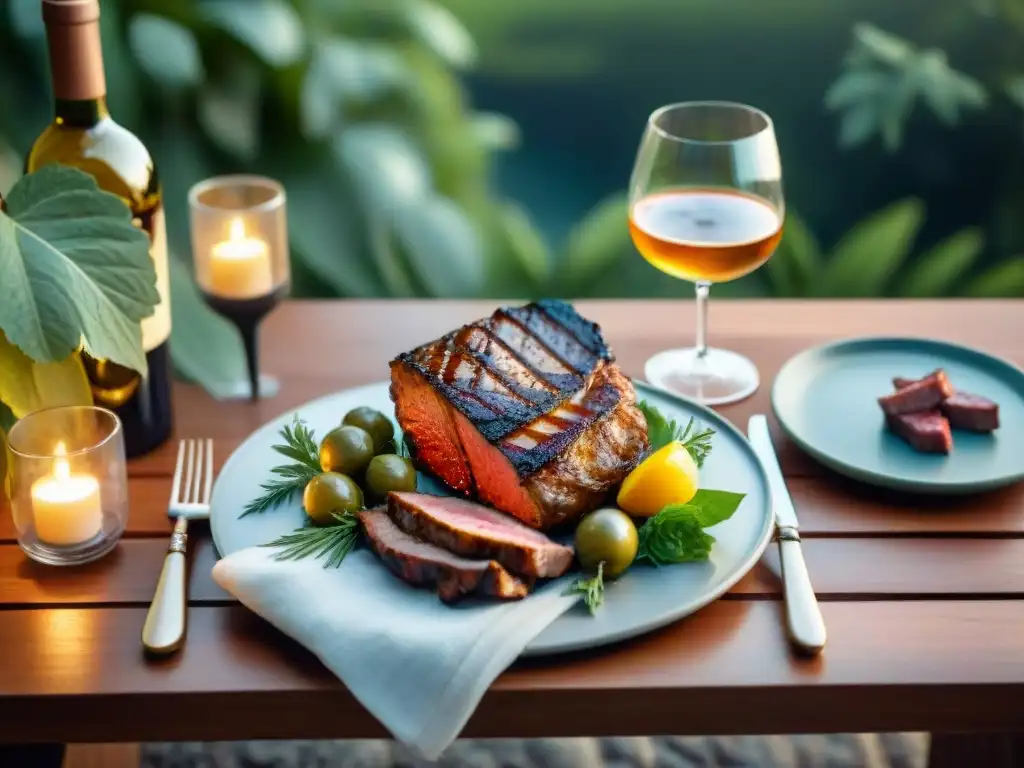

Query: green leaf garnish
[0,165,158,373]
[263,511,359,569]
[686,489,747,528]
[636,489,746,566]
[241,417,322,517]
[637,400,715,467]
[565,561,605,614]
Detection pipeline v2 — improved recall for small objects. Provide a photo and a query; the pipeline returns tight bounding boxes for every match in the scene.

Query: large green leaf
[0,165,158,372]
[765,210,821,296]
[496,202,550,287]
[0,332,92,419]
[391,195,485,297]
[963,257,1024,297]
[897,227,984,297]
[128,14,204,89]
[283,166,386,297]
[405,0,477,69]
[820,198,924,297]
[201,0,306,68]
[563,193,630,295]
[168,256,248,399]
[334,124,431,210]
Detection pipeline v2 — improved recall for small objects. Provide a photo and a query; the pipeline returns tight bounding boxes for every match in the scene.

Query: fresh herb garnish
[636,489,746,566]
[263,511,359,568]
[240,417,322,518]
[637,400,715,467]
[565,561,605,614]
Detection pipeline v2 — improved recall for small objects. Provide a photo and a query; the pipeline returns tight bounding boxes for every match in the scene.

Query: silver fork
[142,438,213,656]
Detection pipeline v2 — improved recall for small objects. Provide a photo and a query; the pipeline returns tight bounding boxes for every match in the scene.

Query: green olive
[364,453,417,502]
[342,407,395,454]
[319,425,375,475]
[302,472,364,526]
[574,508,638,578]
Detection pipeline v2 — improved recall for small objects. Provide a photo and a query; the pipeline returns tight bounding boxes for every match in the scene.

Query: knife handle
[777,528,827,655]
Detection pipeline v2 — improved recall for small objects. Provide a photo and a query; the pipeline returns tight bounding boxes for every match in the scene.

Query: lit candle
[31,442,103,546]
[208,217,274,299]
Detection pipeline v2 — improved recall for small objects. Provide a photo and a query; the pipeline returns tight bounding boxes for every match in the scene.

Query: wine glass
[628,101,784,405]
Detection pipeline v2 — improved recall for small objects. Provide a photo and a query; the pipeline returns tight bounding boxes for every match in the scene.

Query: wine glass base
[211,374,281,401]
[644,347,759,406]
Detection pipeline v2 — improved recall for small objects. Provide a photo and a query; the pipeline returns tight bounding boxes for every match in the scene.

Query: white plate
[210,381,773,656]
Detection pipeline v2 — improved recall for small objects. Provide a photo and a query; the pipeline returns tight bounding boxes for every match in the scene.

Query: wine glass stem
[694,280,711,359]
[239,321,261,402]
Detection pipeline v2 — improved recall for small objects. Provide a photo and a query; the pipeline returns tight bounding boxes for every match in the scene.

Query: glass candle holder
[6,406,129,566]
[188,175,290,401]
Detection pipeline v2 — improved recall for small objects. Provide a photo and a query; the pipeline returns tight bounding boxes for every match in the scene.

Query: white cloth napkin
[212,547,578,760]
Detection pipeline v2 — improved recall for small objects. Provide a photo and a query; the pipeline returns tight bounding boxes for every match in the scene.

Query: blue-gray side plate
[771,337,1024,494]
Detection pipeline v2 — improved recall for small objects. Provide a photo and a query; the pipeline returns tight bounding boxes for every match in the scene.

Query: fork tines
[170,438,214,510]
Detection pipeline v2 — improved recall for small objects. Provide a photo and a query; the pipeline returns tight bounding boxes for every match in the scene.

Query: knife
[748,415,827,655]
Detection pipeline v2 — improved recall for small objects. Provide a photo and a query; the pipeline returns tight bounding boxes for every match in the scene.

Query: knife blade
[748,414,827,655]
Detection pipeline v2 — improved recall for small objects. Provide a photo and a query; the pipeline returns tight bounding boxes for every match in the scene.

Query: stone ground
[143,734,928,767]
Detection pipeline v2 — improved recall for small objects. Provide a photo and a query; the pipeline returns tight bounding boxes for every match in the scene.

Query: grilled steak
[391,301,648,530]
[893,370,945,391]
[387,492,573,578]
[878,370,954,416]
[941,392,1000,432]
[893,371,999,432]
[886,411,953,454]
[359,509,529,602]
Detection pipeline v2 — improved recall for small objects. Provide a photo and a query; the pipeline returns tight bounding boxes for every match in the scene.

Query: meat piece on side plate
[892,369,947,391]
[886,411,953,454]
[387,492,574,579]
[358,509,530,602]
[941,392,1000,432]
[391,300,649,530]
[879,370,954,416]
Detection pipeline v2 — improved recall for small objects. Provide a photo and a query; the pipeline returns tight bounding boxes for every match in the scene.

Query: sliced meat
[391,301,648,530]
[886,411,953,454]
[358,509,529,602]
[878,370,954,416]
[941,392,1000,432]
[893,369,946,391]
[387,492,573,578]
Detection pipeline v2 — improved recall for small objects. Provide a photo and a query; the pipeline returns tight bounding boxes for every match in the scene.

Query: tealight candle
[209,218,274,299]
[31,442,103,546]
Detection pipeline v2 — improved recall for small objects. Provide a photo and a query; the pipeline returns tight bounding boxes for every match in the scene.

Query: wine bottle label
[141,206,172,351]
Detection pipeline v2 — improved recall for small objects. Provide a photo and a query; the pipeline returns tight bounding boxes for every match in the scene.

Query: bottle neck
[54,97,109,128]
[44,15,107,123]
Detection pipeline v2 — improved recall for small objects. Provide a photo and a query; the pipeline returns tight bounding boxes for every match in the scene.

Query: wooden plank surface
[1,600,1023,743]
[4,536,1024,607]
[0,299,1022,745]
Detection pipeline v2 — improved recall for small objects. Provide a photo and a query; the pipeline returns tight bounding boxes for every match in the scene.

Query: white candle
[208,217,274,299]
[31,442,103,546]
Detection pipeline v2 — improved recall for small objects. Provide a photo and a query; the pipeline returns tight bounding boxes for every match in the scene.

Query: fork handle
[142,522,188,655]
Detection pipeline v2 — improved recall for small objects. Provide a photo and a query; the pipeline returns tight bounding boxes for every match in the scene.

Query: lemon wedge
[616,441,699,517]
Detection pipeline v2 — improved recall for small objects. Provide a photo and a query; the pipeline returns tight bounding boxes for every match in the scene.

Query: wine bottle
[28,0,173,457]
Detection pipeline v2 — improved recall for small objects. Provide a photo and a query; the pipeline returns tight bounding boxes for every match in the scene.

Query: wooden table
[2,300,1023,767]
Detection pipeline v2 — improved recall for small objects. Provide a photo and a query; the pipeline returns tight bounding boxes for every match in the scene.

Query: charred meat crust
[358,509,529,602]
[395,301,612,447]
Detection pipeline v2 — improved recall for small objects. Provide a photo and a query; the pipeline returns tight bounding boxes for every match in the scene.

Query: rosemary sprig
[240,417,322,518]
[637,400,716,468]
[263,512,360,568]
[564,561,605,614]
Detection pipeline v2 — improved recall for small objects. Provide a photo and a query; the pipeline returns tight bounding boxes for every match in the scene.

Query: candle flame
[229,217,246,242]
[53,441,71,483]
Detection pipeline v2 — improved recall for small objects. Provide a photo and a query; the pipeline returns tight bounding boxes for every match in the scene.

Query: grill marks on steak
[878,370,954,415]
[359,509,530,602]
[392,301,646,529]
[387,492,573,578]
